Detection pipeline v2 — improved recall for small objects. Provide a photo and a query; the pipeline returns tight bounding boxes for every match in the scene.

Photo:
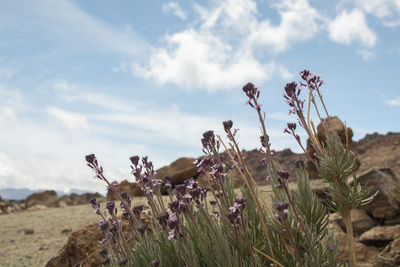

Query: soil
[0,203,99,267]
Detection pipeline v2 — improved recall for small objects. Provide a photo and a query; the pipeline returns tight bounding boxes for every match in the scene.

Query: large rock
[375,237,400,266]
[25,190,58,208]
[156,157,199,186]
[351,168,400,219]
[58,192,103,206]
[45,222,103,267]
[306,116,355,179]
[330,222,379,266]
[330,209,376,234]
[107,180,144,201]
[359,225,400,244]
[46,205,152,267]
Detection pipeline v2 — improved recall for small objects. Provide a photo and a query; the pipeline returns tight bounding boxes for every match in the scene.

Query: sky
[0,0,399,194]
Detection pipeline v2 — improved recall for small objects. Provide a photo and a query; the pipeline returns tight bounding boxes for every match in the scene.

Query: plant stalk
[344,207,356,267]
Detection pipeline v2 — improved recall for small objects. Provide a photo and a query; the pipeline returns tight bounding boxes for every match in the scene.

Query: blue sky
[0,0,399,194]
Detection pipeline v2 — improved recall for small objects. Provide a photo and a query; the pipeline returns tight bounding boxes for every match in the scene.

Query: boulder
[45,222,103,267]
[25,190,58,208]
[156,157,199,186]
[329,209,375,234]
[359,225,400,244]
[106,180,144,201]
[351,168,400,219]
[305,116,356,179]
[329,222,379,266]
[375,237,400,266]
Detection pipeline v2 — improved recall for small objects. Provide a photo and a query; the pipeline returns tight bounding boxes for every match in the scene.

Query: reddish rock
[329,209,376,234]
[156,157,199,186]
[330,222,379,266]
[359,225,400,243]
[305,116,355,179]
[45,222,103,267]
[107,180,144,201]
[351,168,400,219]
[25,190,58,208]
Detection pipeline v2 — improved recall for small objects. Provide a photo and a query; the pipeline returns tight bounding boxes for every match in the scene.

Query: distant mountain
[0,188,40,200]
[0,187,94,201]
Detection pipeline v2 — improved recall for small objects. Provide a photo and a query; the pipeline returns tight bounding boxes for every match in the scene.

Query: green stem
[344,207,356,267]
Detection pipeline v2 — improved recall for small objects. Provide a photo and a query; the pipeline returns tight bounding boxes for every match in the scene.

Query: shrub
[85,70,375,267]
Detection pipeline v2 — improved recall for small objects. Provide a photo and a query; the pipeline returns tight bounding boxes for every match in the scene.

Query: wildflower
[242,82,259,99]
[129,155,140,166]
[266,175,272,182]
[277,170,290,180]
[274,202,289,212]
[118,257,128,266]
[294,159,305,169]
[223,120,233,132]
[157,211,169,227]
[150,258,160,267]
[137,223,147,235]
[85,154,96,165]
[209,200,217,206]
[106,201,116,216]
[132,205,144,218]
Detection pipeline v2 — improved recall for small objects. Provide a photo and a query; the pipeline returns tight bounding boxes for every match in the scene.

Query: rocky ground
[1,130,399,266]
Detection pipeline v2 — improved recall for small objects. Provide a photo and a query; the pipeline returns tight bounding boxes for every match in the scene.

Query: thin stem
[282,219,304,265]
[315,84,330,118]
[240,216,256,266]
[344,207,356,267]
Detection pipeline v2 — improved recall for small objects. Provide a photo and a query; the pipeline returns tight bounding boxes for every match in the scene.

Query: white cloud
[356,49,375,60]
[353,0,400,27]
[386,96,400,106]
[46,107,89,131]
[162,2,187,20]
[328,9,377,47]
[134,0,318,91]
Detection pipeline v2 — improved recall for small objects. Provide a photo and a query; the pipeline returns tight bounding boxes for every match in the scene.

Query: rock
[25,190,58,208]
[359,225,400,244]
[26,204,47,212]
[106,180,144,200]
[351,168,400,219]
[156,157,199,186]
[330,221,379,266]
[46,206,152,267]
[305,116,356,179]
[61,228,72,234]
[24,228,34,235]
[329,209,375,234]
[45,222,103,267]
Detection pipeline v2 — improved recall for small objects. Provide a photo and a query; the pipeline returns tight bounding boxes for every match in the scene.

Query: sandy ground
[0,184,290,267]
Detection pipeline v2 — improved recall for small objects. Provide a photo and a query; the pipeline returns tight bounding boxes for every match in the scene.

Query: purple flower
[209,200,217,206]
[85,154,96,165]
[132,205,144,217]
[163,175,171,183]
[266,176,272,182]
[223,120,233,132]
[150,258,160,267]
[129,155,140,166]
[274,202,289,212]
[157,211,169,227]
[242,82,259,99]
[106,201,116,215]
[294,160,305,169]
[118,257,128,266]
[137,223,147,235]
[168,213,180,230]
[277,170,290,180]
